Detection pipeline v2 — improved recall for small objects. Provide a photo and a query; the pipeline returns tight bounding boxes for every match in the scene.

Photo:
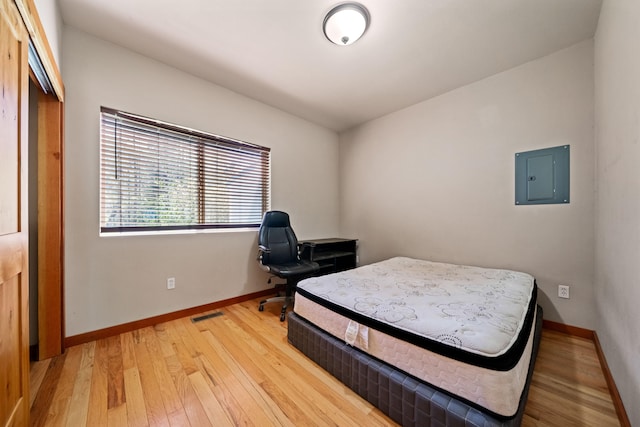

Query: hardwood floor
[30,298,621,426]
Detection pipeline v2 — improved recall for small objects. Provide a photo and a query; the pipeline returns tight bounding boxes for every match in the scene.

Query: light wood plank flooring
[30,298,620,426]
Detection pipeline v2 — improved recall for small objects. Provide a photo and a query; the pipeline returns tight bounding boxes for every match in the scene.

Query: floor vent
[191,312,223,323]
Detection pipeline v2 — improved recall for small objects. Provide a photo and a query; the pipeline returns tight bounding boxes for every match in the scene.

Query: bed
[287,257,542,426]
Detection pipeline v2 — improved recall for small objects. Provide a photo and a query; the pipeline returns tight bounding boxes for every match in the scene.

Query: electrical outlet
[558,285,569,299]
[167,277,176,290]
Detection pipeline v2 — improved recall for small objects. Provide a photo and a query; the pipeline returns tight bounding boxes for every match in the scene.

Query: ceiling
[59,0,602,132]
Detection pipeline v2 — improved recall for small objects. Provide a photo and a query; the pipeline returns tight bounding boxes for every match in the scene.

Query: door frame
[35,89,64,360]
[15,0,65,360]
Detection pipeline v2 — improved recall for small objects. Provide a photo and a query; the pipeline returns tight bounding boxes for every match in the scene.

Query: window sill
[99,227,258,238]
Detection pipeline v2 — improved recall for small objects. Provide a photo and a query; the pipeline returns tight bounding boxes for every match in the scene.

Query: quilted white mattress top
[296,257,535,358]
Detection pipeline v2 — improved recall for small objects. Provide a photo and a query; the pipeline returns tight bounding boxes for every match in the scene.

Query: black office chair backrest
[258,211,299,265]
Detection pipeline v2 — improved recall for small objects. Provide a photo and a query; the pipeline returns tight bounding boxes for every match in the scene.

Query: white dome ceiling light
[323,3,370,46]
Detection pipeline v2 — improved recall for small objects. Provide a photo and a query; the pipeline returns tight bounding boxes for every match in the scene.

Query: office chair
[257,211,319,321]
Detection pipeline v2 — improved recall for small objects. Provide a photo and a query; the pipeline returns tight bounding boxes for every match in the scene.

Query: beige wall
[340,40,595,328]
[62,27,340,336]
[34,0,63,67]
[594,0,640,424]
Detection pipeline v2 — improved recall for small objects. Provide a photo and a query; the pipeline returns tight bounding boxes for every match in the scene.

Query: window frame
[99,107,271,234]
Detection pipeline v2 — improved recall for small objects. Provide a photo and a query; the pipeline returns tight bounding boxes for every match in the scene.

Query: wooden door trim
[36,92,64,359]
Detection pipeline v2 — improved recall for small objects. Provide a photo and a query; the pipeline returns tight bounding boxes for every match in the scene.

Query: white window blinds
[100,107,271,233]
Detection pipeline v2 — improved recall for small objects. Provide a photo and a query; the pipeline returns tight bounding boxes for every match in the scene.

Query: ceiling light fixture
[323,3,370,46]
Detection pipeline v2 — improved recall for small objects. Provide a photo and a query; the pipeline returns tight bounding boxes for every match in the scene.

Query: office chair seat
[265,261,319,277]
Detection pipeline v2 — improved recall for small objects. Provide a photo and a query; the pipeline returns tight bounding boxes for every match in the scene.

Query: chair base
[259,281,297,323]
[258,295,293,321]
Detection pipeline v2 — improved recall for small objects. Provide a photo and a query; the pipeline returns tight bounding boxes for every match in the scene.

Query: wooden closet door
[0,0,30,425]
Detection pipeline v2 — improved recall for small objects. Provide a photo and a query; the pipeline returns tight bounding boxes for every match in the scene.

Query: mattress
[293,257,537,418]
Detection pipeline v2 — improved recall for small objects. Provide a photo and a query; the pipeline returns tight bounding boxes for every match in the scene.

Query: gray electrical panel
[515,145,569,205]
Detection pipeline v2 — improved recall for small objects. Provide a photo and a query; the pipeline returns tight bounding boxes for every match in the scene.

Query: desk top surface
[300,237,357,245]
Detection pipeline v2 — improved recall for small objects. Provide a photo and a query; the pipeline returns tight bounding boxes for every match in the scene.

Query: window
[100,107,271,233]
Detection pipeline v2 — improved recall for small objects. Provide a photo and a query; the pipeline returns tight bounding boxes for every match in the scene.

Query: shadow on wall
[246,231,272,293]
[536,289,561,323]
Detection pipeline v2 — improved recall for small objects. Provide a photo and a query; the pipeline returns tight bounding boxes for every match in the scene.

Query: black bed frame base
[287,306,543,427]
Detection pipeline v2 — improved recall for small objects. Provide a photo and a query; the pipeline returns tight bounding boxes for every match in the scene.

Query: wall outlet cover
[558,284,570,299]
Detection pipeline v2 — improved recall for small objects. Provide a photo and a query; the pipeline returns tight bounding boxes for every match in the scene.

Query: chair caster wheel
[259,305,264,312]
[280,312,286,322]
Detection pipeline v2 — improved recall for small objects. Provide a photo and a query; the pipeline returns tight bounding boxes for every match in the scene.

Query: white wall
[340,41,595,328]
[63,27,340,336]
[594,0,640,424]
[34,0,63,67]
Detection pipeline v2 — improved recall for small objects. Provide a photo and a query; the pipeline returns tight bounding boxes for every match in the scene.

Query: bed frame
[287,305,543,427]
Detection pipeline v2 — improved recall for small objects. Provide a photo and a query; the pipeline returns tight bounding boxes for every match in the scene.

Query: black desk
[299,238,357,276]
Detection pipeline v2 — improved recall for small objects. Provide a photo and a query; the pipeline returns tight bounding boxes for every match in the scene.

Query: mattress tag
[358,325,369,350]
[345,320,359,346]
